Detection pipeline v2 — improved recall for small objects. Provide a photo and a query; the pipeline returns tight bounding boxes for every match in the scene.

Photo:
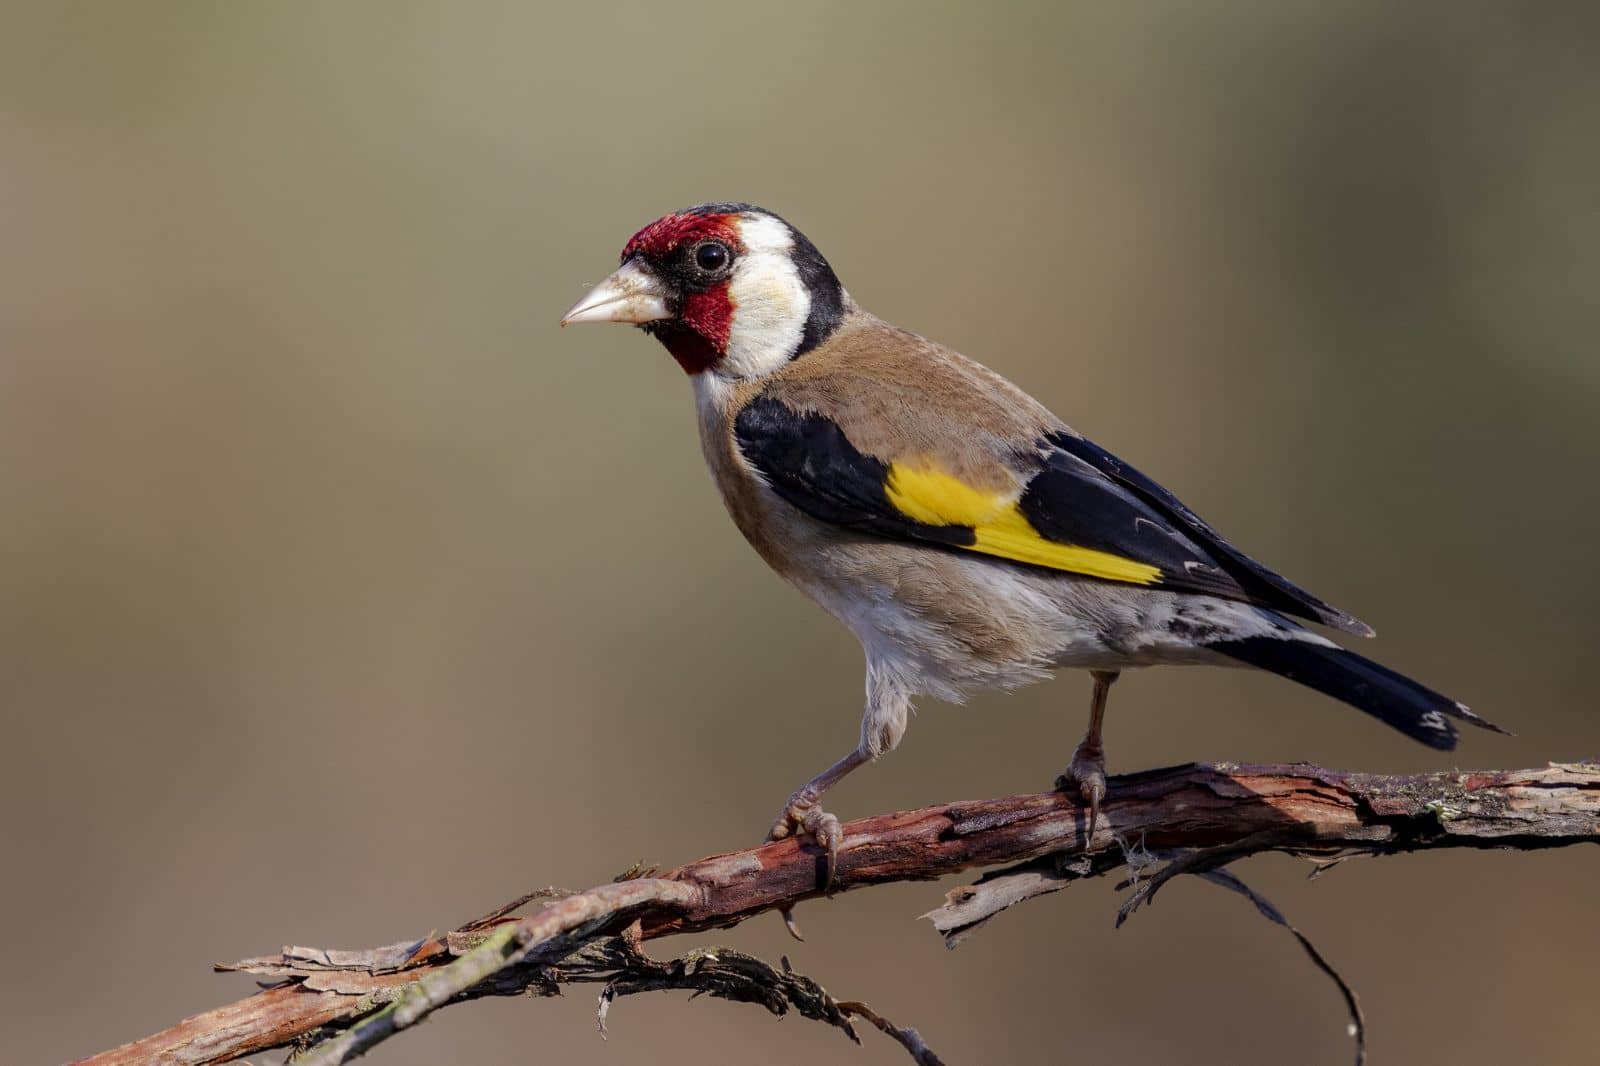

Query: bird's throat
[652,323,724,376]
[651,286,734,375]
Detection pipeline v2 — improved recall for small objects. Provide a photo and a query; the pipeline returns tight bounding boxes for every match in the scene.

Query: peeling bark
[76,761,1600,1066]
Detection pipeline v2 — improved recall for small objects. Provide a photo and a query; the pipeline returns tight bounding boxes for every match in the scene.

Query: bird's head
[561,203,846,379]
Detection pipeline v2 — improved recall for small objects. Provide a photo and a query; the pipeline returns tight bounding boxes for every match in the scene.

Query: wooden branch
[78,761,1599,1066]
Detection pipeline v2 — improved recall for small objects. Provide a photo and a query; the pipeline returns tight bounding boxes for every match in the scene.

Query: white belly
[788,533,1308,705]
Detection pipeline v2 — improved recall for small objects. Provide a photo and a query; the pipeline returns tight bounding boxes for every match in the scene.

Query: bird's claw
[1056,745,1107,845]
[767,790,844,893]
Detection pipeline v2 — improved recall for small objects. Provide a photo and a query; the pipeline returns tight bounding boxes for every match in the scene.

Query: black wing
[1047,431,1373,636]
[734,395,1371,635]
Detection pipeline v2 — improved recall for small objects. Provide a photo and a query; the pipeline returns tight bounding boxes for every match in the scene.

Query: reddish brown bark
[78,761,1599,1066]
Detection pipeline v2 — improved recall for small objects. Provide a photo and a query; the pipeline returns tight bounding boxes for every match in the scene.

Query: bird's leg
[766,747,869,893]
[1056,669,1119,843]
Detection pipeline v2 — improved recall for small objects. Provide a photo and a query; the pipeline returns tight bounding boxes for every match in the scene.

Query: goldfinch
[562,202,1505,876]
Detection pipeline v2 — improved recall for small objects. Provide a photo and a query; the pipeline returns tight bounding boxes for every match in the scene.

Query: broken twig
[77,761,1598,1065]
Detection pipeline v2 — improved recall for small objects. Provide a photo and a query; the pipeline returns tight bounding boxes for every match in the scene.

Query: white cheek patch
[718,214,811,381]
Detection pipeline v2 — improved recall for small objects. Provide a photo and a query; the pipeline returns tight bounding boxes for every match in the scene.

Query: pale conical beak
[560,259,673,326]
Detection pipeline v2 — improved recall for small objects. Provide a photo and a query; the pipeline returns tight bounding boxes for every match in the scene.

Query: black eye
[694,242,730,272]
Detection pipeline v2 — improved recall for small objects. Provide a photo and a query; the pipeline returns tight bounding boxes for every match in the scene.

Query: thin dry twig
[1197,869,1367,1066]
[295,880,701,1066]
[836,998,947,1066]
[76,760,1599,1066]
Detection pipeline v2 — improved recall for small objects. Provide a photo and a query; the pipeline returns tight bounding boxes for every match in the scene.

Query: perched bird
[562,202,1505,879]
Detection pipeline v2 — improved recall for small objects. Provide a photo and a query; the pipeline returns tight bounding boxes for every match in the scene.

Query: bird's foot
[1055,744,1107,845]
[766,787,844,893]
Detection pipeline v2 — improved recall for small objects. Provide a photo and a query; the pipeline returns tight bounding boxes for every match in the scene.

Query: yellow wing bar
[884,463,1161,585]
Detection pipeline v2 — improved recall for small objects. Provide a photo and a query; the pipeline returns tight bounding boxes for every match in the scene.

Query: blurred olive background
[3,2,1598,1063]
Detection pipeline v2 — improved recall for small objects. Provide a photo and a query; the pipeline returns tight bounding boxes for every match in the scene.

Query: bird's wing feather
[1047,431,1374,635]
[735,347,1370,634]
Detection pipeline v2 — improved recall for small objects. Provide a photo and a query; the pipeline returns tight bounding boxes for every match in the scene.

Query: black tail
[1213,637,1509,750]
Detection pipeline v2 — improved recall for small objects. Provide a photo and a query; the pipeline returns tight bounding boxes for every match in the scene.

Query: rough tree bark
[76,761,1600,1066]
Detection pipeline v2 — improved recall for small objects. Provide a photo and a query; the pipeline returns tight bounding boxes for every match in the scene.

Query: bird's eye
[694,242,730,272]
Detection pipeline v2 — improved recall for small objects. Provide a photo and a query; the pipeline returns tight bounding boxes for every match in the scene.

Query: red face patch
[660,287,734,375]
[621,211,742,262]
[622,210,744,376]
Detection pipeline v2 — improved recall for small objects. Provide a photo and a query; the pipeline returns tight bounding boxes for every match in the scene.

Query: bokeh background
[4,3,1598,1063]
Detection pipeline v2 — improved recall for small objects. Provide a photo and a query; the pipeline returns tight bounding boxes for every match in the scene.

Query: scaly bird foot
[766,788,845,893]
[1055,744,1107,845]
